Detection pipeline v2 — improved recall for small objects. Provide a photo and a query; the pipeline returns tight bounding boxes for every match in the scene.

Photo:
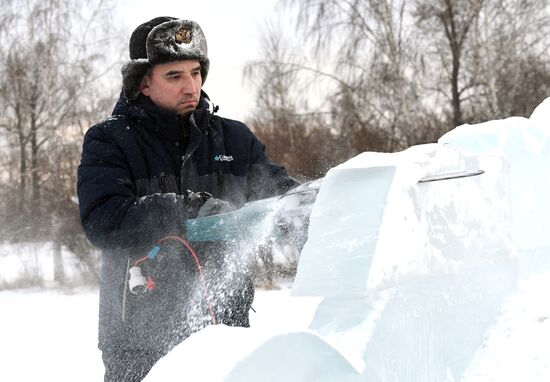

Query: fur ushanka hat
[121,17,210,100]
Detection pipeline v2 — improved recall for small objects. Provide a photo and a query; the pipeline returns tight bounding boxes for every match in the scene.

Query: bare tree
[244,21,304,152]
[0,0,122,285]
[416,0,550,126]
[469,0,550,119]
[416,0,485,127]
[279,0,436,152]
[0,0,121,236]
[245,18,355,180]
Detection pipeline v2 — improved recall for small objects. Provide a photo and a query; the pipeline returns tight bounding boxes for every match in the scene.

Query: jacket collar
[112,90,214,120]
[112,91,213,140]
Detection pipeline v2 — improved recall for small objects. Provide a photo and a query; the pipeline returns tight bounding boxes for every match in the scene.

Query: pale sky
[117,0,280,121]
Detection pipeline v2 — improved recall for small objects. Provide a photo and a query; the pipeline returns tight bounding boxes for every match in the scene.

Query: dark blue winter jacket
[77,93,297,352]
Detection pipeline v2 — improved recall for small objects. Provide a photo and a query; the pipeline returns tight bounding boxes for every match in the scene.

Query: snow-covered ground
[0,284,317,381]
[462,273,550,382]
[1,289,103,381]
[0,242,93,287]
[0,274,549,381]
[3,98,550,380]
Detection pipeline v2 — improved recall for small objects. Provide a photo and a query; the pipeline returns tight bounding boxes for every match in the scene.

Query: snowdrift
[145,98,550,381]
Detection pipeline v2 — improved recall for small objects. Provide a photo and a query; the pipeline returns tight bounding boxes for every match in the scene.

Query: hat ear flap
[121,59,151,101]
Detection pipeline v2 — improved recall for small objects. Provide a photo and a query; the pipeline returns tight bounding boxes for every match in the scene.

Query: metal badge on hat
[175,27,192,44]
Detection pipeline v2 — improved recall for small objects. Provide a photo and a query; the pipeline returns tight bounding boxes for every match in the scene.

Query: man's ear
[140,76,151,96]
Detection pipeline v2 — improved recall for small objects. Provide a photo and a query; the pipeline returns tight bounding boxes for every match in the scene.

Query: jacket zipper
[180,115,203,192]
[217,170,224,196]
[159,174,166,193]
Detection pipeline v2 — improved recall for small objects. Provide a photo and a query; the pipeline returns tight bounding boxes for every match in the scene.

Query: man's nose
[181,74,197,93]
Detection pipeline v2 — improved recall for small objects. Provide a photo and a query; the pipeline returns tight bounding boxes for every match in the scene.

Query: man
[77,17,297,381]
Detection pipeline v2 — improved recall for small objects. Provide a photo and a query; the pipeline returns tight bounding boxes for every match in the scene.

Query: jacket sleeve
[77,124,196,250]
[246,131,300,201]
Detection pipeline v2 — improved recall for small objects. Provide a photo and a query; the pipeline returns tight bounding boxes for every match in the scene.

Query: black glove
[185,190,213,217]
[197,197,236,217]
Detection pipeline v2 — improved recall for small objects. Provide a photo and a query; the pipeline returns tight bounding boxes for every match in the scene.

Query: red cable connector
[157,236,218,325]
[129,236,218,325]
[146,276,155,291]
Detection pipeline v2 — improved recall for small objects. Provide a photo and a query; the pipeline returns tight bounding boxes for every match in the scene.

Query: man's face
[140,60,202,115]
